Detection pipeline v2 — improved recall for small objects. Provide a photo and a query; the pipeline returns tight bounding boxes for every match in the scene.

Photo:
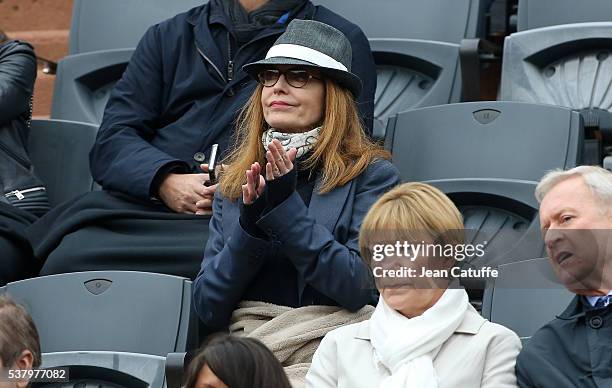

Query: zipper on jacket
[5,186,46,200]
[195,43,226,83]
[227,32,234,82]
[0,139,30,169]
[227,61,234,82]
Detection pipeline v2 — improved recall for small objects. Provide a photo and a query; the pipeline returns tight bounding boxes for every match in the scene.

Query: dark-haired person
[184,335,291,388]
[30,0,376,280]
[0,296,41,388]
[192,19,398,332]
[0,36,48,285]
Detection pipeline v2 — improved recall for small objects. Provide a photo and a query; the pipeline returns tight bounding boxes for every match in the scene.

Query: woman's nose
[272,74,289,92]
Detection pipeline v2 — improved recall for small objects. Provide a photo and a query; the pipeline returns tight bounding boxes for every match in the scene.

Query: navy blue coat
[192,160,399,330]
[516,295,612,387]
[89,2,377,200]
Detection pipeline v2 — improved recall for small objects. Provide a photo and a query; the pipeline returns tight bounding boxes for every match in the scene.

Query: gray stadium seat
[27,119,99,207]
[165,352,193,388]
[314,0,492,103]
[517,0,612,31]
[55,39,461,135]
[386,101,583,182]
[481,258,574,340]
[51,49,133,124]
[314,0,488,42]
[500,23,612,164]
[58,30,462,134]
[33,351,166,388]
[0,271,196,357]
[500,23,612,111]
[427,178,545,277]
[69,0,203,54]
[370,39,461,138]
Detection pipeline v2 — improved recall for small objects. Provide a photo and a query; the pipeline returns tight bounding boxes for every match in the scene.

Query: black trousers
[0,202,38,285]
[28,191,210,280]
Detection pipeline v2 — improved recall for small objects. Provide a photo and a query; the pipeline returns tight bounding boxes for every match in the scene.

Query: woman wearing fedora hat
[192,19,399,331]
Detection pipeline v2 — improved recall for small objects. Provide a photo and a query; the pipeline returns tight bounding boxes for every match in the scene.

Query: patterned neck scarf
[261,126,321,159]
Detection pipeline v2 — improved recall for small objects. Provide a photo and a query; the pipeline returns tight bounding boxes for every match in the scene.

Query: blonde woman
[307,182,521,388]
[192,20,399,331]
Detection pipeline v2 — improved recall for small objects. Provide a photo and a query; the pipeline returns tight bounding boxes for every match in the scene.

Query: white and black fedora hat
[243,19,362,96]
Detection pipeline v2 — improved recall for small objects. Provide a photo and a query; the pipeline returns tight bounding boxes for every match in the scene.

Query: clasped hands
[158,140,296,215]
[242,139,298,205]
[158,163,217,215]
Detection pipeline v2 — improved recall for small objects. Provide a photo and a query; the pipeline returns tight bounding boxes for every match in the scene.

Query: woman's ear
[13,350,35,388]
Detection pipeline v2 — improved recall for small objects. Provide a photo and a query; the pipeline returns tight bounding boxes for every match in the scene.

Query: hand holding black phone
[205,144,218,186]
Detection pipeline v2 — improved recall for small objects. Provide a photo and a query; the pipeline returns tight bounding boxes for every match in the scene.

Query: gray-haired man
[0,296,41,388]
[516,165,612,387]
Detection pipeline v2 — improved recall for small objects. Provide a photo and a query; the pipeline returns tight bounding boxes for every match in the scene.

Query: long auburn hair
[220,80,391,200]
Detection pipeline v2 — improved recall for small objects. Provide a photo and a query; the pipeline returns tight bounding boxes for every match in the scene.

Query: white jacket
[306,305,521,388]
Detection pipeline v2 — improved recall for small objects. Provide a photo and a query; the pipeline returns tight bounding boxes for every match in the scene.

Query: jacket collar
[186,3,209,26]
[208,1,231,27]
[307,169,352,233]
[556,294,612,321]
[556,294,584,320]
[187,3,226,83]
[186,1,315,72]
[354,304,486,340]
[293,170,352,300]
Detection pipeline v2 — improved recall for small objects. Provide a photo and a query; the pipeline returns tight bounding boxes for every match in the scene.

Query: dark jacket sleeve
[0,41,36,125]
[345,26,376,136]
[89,25,188,200]
[515,347,539,388]
[192,190,275,329]
[256,160,399,310]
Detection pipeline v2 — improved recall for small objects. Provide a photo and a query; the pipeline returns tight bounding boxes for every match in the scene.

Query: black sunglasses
[256,69,322,88]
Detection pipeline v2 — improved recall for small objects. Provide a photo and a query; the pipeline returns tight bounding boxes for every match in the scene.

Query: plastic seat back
[314,0,487,42]
[517,0,612,31]
[482,258,574,339]
[69,0,203,54]
[27,119,99,207]
[33,351,166,388]
[51,49,133,124]
[1,271,194,357]
[386,101,583,182]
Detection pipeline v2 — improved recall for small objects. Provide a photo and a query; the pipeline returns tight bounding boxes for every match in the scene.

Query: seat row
[66,0,612,55]
[30,98,580,291]
[5,258,569,387]
[16,2,604,385]
[31,1,610,288]
[2,271,191,388]
[51,0,612,143]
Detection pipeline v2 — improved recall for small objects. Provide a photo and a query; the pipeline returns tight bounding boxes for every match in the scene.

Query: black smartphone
[207,144,218,184]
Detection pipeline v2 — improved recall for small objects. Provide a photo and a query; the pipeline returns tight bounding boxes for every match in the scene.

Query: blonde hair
[359,182,464,264]
[535,165,612,204]
[219,80,390,201]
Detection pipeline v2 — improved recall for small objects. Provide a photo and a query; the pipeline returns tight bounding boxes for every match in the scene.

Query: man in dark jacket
[90,0,376,214]
[516,166,612,387]
[32,0,376,279]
